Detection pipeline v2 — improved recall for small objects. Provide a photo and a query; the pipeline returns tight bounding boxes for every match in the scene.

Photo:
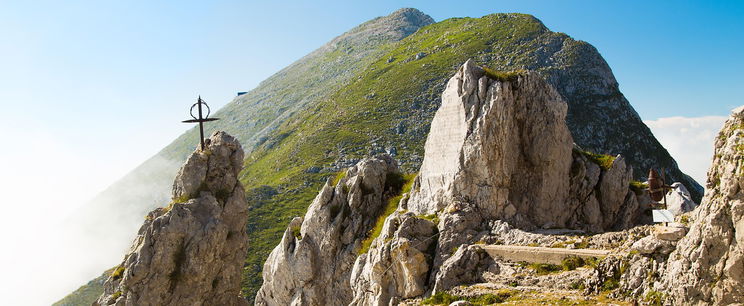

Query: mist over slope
[59,8,701,304]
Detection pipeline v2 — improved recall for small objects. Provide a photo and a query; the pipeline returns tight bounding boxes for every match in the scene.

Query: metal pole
[662,167,668,226]
[198,96,205,150]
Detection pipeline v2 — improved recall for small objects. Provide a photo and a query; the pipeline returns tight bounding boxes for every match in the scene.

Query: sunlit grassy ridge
[61,9,701,305]
[238,14,561,298]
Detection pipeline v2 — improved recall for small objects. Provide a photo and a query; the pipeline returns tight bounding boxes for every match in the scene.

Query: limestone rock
[350,212,437,306]
[406,59,574,228]
[432,245,498,293]
[652,225,686,241]
[95,131,249,306]
[629,236,676,256]
[660,106,744,305]
[666,182,697,215]
[406,60,648,233]
[255,155,401,306]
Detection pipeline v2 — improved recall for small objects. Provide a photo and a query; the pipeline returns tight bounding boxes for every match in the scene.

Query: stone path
[483,245,618,265]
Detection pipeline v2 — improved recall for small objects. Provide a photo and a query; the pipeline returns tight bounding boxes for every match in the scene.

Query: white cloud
[644,115,727,186]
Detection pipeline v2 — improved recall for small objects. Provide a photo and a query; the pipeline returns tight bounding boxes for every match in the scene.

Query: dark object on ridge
[182,96,220,151]
[648,168,668,202]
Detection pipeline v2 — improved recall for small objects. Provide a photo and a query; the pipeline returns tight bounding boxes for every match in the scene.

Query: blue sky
[0,1,742,304]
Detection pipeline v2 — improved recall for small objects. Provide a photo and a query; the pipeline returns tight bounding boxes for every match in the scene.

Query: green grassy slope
[53,270,110,306]
[238,13,701,301]
[58,9,702,305]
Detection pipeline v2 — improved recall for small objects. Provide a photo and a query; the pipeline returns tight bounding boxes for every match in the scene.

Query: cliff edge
[95,132,249,306]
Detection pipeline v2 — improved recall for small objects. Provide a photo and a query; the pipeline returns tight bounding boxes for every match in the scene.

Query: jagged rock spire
[95,131,249,306]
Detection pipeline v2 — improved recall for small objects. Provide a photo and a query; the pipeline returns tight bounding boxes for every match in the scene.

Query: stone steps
[483,245,619,265]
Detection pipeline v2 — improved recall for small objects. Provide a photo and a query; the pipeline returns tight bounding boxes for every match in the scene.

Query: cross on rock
[182,96,219,150]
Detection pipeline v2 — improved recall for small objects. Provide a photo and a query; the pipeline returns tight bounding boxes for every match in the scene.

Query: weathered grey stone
[350,212,437,306]
[630,236,676,255]
[95,131,249,306]
[407,59,574,229]
[433,245,498,293]
[406,60,648,233]
[255,155,401,306]
[666,182,697,215]
[653,225,687,241]
[660,106,744,305]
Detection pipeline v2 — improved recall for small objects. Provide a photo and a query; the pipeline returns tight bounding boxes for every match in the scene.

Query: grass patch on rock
[422,289,515,305]
[358,173,416,254]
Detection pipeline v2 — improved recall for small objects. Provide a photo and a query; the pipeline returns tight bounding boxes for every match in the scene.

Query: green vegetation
[330,170,347,186]
[560,256,600,271]
[575,148,616,170]
[483,67,526,82]
[169,242,187,287]
[422,290,515,305]
[65,9,701,303]
[518,262,563,275]
[111,291,122,300]
[417,213,440,225]
[358,173,416,254]
[111,266,125,280]
[680,215,690,226]
[569,281,586,290]
[629,180,649,194]
[644,290,664,306]
[290,225,302,240]
[52,270,111,306]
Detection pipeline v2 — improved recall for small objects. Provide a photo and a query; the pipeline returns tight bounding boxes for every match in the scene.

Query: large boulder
[406,60,648,232]
[95,132,249,306]
[349,212,437,306]
[666,182,697,215]
[660,106,744,305]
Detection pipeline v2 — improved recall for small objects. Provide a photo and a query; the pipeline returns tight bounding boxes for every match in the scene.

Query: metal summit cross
[182,96,219,150]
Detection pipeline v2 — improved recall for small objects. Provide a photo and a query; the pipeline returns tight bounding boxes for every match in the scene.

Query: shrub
[290,225,302,240]
[483,67,526,82]
[111,291,122,300]
[574,148,616,170]
[645,290,663,306]
[111,266,125,280]
[561,256,584,271]
[421,290,514,305]
[330,170,347,186]
[601,278,619,291]
[629,180,649,194]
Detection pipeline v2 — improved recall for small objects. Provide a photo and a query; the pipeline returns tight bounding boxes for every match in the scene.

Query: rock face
[660,107,744,305]
[95,132,249,306]
[255,155,402,306]
[350,212,437,306]
[257,61,655,306]
[406,60,648,232]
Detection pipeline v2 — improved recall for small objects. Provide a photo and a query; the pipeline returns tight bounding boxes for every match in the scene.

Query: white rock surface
[666,182,697,215]
[406,60,647,233]
[349,212,437,306]
[255,155,401,306]
[660,106,744,305]
[95,132,249,306]
[652,225,686,241]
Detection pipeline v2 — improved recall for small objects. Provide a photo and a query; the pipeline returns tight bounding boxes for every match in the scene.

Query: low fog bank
[0,155,182,306]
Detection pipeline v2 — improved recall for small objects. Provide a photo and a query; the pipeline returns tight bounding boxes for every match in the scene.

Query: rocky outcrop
[406,60,648,233]
[257,61,658,306]
[660,107,744,305]
[255,155,402,306]
[350,212,437,306]
[95,132,249,306]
